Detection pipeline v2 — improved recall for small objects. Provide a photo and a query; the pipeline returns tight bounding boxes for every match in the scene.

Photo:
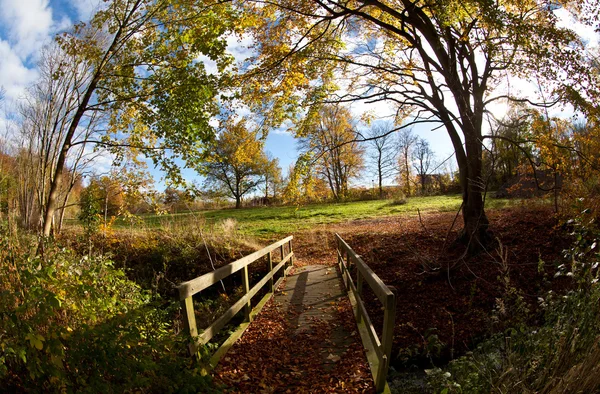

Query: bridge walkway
[213,264,375,393]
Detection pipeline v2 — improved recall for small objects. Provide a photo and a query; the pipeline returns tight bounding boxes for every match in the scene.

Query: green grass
[118,195,519,238]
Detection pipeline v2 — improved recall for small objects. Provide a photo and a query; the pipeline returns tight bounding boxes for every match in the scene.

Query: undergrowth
[0,224,220,393]
[426,206,600,393]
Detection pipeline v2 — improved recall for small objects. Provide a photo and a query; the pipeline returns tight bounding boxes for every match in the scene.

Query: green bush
[0,226,219,393]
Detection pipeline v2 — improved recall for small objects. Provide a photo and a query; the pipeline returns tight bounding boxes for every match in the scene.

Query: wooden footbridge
[177,235,396,393]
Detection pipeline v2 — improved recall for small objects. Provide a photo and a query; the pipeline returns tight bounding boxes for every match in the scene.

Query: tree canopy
[198,119,274,208]
[39,0,238,236]
[237,0,598,248]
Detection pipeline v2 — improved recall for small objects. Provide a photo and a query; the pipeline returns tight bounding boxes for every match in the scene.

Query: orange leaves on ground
[214,293,374,393]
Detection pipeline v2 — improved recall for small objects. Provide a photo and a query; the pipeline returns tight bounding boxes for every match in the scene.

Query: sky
[0,0,456,192]
[0,1,596,191]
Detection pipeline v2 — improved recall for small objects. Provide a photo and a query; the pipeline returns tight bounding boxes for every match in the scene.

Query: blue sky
[1,1,594,191]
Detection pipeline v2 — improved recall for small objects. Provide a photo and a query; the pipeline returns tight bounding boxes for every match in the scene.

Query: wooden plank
[347,282,392,394]
[380,292,396,380]
[242,265,251,322]
[182,296,199,355]
[336,234,393,304]
[208,291,273,370]
[178,236,293,299]
[375,355,390,393]
[268,251,274,293]
[182,296,198,338]
[197,258,288,344]
[347,274,383,357]
[357,270,363,323]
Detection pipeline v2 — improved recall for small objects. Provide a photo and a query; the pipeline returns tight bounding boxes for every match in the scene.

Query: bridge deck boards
[213,264,375,393]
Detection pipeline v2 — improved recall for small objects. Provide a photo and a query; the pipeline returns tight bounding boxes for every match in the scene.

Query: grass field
[114,195,521,238]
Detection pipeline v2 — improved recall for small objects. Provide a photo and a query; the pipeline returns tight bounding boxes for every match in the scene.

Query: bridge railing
[177,235,294,364]
[335,233,396,393]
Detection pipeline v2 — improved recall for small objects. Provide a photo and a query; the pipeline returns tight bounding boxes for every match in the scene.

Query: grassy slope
[131,195,518,238]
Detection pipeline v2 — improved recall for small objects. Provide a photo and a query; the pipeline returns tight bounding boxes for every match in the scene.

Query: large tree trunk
[457,130,490,252]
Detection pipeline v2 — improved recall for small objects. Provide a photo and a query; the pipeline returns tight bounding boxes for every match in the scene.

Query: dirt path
[214,265,375,393]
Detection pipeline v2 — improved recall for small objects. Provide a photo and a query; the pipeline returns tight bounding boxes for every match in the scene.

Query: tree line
[0,0,598,250]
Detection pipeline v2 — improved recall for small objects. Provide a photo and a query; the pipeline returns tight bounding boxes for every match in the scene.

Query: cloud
[0,40,38,100]
[70,0,100,21]
[0,0,54,59]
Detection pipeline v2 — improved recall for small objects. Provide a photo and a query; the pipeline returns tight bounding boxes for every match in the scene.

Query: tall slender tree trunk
[403,151,411,196]
[378,157,383,198]
[41,5,131,239]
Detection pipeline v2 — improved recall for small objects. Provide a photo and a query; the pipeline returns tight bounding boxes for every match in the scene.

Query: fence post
[356,270,363,323]
[289,239,294,267]
[181,295,199,356]
[268,251,274,293]
[337,236,342,271]
[242,265,251,322]
[280,244,285,278]
[376,291,396,391]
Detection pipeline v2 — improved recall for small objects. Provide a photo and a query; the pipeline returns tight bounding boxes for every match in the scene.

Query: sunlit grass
[118,195,523,238]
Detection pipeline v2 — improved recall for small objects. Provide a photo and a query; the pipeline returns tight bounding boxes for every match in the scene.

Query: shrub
[0,225,219,393]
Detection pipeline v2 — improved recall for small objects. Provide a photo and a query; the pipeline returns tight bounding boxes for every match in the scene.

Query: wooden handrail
[177,236,294,357]
[335,233,396,393]
[178,235,293,299]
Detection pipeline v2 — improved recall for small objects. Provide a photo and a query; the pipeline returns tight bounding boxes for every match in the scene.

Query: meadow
[117,195,520,237]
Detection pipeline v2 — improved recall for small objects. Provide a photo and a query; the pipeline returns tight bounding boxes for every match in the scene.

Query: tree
[198,119,268,208]
[282,156,330,204]
[412,138,435,195]
[485,104,536,189]
[259,152,283,201]
[365,122,397,198]
[299,104,364,201]
[163,187,194,213]
[240,0,591,248]
[38,0,235,237]
[397,128,418,196]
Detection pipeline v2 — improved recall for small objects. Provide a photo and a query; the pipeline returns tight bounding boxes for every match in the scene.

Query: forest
[1,0,600,393]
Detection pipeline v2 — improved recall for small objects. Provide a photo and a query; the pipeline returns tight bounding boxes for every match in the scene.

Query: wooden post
[289,239,294,266]
[346,249,351,286]
[268,251,274,293]
[376,292,396,391]
[280,244,285,278]
[337,237,342,271]
[356,270,363,323]
[182,296,199,355]
[242,265,251,322]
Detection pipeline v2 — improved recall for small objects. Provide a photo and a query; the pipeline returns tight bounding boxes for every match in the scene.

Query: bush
[0,225,219,393]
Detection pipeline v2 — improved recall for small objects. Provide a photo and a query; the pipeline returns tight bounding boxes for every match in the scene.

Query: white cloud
[0,40,38,100]
[0,0,54,59]
[227,33,254,65]
[70,0,100,21]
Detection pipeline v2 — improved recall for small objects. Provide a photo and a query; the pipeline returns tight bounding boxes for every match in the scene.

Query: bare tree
[365,121,397,198]
[397,128,417,196]
[412,138,435,195]
[15,44,104,232]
